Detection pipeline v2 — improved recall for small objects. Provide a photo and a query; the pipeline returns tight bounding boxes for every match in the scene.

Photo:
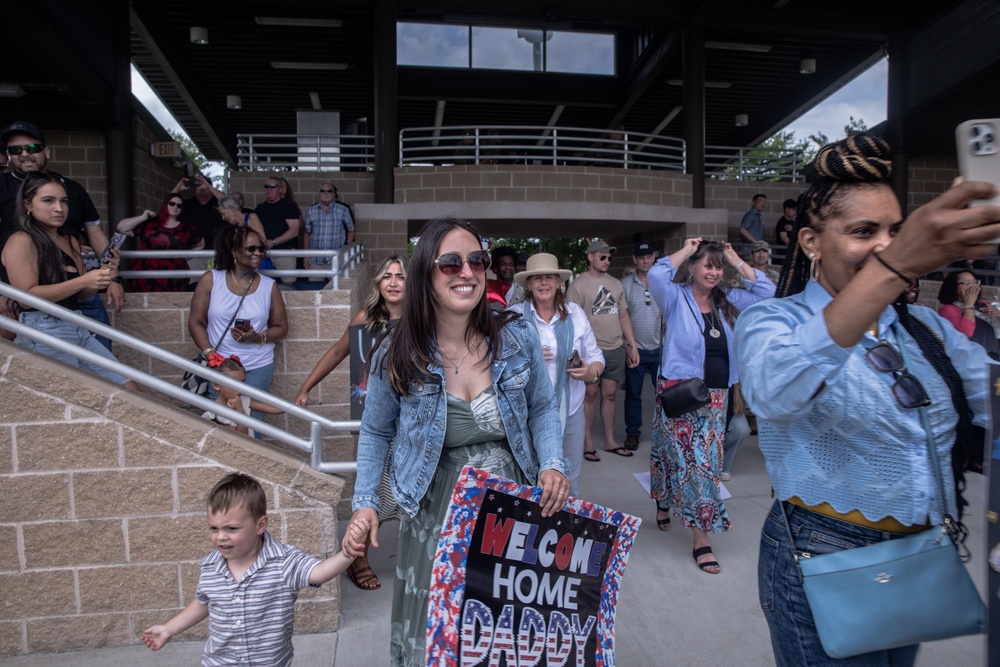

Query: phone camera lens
[984,133,994,144]
[972,126,981,137]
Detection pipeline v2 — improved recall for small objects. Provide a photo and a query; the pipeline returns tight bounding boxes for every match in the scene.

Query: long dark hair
[937,269,979,305]
[776,134,893,297]
[384,217,516,394]
[675,241,740,327]
[15,171,72,288]
[213,224,263,272]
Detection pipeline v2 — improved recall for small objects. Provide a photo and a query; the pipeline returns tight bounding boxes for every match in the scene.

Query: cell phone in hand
[566,349,583,369]
[185,177,201,189]
[957,120,1000,205]
[98,232,127,263]
[234,318,252,332]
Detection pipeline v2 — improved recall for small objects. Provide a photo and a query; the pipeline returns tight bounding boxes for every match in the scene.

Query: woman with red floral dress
[118,193,204,292]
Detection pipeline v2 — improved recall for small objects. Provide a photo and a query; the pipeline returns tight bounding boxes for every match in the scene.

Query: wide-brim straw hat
[514,253,573,286]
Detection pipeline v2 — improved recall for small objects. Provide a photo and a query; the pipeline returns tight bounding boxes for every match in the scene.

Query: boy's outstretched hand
[141,625,171,651]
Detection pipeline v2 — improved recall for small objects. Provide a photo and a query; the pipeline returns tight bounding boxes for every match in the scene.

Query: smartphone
[185,177,200,189]
[234,318,252,332]
[566,349,583,369]
[956,119,1000,209]
[98,232,127,263]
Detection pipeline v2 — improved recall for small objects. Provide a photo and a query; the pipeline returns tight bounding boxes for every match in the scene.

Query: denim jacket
[354,318,568,517]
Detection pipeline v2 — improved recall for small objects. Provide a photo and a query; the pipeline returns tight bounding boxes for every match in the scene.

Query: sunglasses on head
[243,245,267,254]
[434,250,491,276]
[866,340,930,409]
[264,183,280,189]
[6,144,45,156]
[319,188,335,193]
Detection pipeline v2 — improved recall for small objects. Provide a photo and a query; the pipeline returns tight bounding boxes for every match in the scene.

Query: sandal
[692,546,721,574]
[655,509,671,532]
[346,557,382,591]
[584,450,601,462]
[604,446,633,458]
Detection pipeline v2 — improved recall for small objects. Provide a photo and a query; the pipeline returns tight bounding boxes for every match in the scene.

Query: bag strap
[212,272,254,351]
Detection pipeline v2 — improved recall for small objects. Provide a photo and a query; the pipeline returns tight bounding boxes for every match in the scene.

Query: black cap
[1,120,45,146]
[634,242,654,256]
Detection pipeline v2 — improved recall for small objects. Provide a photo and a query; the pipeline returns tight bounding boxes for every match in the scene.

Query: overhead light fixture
[226,95,242,110]
[190,27,209,45]
[255,17,342,28]
[309,92,322,110]
[800,58,817,74]
[0,84,26,98]
[735,114,749,127]
[271,61,348,71]
[705,41,772,53]
[667,79,733,89]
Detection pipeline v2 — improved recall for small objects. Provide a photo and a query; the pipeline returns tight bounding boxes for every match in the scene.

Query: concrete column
[105,0,134,227]
[683,18,706,209]
[886,35,908,212]
[373,0,398,204]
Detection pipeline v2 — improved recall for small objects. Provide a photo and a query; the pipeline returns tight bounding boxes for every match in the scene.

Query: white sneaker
[719,471,732,482]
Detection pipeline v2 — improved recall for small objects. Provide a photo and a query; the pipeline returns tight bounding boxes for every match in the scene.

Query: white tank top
[207,270,276,370]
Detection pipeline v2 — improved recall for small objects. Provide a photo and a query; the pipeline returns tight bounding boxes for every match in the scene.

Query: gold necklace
[229,270,255,293]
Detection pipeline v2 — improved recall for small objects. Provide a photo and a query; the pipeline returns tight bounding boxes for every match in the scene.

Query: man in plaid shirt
[303,182,355,268]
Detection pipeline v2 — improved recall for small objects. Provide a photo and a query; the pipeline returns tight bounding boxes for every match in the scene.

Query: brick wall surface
[132,118,187,213]
[0,341,346,659]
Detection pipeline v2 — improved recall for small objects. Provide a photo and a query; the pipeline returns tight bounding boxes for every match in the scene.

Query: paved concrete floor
[2,383,988,665]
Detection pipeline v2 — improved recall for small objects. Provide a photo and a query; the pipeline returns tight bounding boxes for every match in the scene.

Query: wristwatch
[110,276,124,284]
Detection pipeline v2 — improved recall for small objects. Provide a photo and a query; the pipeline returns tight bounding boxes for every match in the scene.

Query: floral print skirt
[650,379,731,534]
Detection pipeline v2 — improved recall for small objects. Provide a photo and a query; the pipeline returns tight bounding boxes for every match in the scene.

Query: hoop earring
[808,253,820,281]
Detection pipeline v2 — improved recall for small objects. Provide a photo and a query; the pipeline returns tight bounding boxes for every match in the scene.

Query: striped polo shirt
[196,531,320,666]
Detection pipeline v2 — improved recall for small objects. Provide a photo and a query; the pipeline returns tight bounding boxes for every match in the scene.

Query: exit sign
[151,141,180,158]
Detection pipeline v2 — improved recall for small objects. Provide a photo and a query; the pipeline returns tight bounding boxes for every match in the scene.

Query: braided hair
[776,134,893,297]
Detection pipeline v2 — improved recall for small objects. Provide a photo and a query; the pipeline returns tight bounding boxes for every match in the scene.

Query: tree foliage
[168,130,223,188]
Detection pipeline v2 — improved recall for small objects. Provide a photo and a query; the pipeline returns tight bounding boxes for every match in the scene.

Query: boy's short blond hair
[207,472,267,520]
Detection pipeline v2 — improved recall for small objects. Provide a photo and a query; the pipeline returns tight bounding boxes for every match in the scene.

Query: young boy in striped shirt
[141,472,368,666]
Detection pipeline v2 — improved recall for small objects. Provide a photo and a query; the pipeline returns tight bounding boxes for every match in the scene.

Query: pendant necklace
[439,346,472,375]
[706,310,721,339]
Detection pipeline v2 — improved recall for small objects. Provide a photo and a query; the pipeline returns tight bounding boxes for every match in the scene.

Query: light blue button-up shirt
[736,280,993,525]
[648,255,775,387]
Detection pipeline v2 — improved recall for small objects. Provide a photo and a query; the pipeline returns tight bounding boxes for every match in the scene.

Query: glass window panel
[546,31,615,75]
[397,23,469,68]
[472,27,536,71]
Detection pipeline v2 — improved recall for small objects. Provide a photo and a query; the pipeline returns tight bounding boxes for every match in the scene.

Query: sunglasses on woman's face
[167,201,183,208]
[243,245,266,255]
[434,250,491,276]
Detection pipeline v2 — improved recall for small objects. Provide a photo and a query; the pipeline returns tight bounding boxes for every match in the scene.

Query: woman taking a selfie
[341,218,567,666]
[736,134,1000,665]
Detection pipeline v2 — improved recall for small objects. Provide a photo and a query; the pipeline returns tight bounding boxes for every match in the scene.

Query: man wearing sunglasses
[567,239,640,459]
[0,120,124,349]
[255,177,301,283]
[621,242,664,451]
[303,183,354,273]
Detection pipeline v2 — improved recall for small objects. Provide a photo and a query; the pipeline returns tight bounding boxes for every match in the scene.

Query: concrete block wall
[704,182,807,244]
[228,171,375,211]
[908,156,957,209]
[44,131,109,224]
[0,340,346,658]
[132,118,187,212]
[392,165,693,208]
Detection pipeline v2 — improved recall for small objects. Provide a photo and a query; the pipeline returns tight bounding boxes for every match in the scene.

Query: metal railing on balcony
[236,133,374,171]
[398,125,686,171]
[705,145,806,182]
[0,283,359,475]
[234,126,806,181]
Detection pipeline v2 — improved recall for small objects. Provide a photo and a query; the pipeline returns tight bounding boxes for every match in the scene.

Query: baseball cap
[634,242,654,256]
[1,121,45,145]
[751,240,770,252]
[586,240,614,254]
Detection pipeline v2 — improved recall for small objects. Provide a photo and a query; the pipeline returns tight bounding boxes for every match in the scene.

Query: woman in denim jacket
[342,218,569,666]
[736,134,1000,665]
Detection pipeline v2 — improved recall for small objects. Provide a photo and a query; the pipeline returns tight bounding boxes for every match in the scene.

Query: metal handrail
[398,125,686,171]
[236,133,374,171]
[0,283,358,475]
[115,243,365,289]
[705,145,805,182]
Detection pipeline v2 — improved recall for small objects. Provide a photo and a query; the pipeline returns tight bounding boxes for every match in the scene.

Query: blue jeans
[17,311,129,385]
[207,362,274,438]
[77,293,112,351]
[759,500,920,667]
[723,413,750,474]
[624,347,660,436]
